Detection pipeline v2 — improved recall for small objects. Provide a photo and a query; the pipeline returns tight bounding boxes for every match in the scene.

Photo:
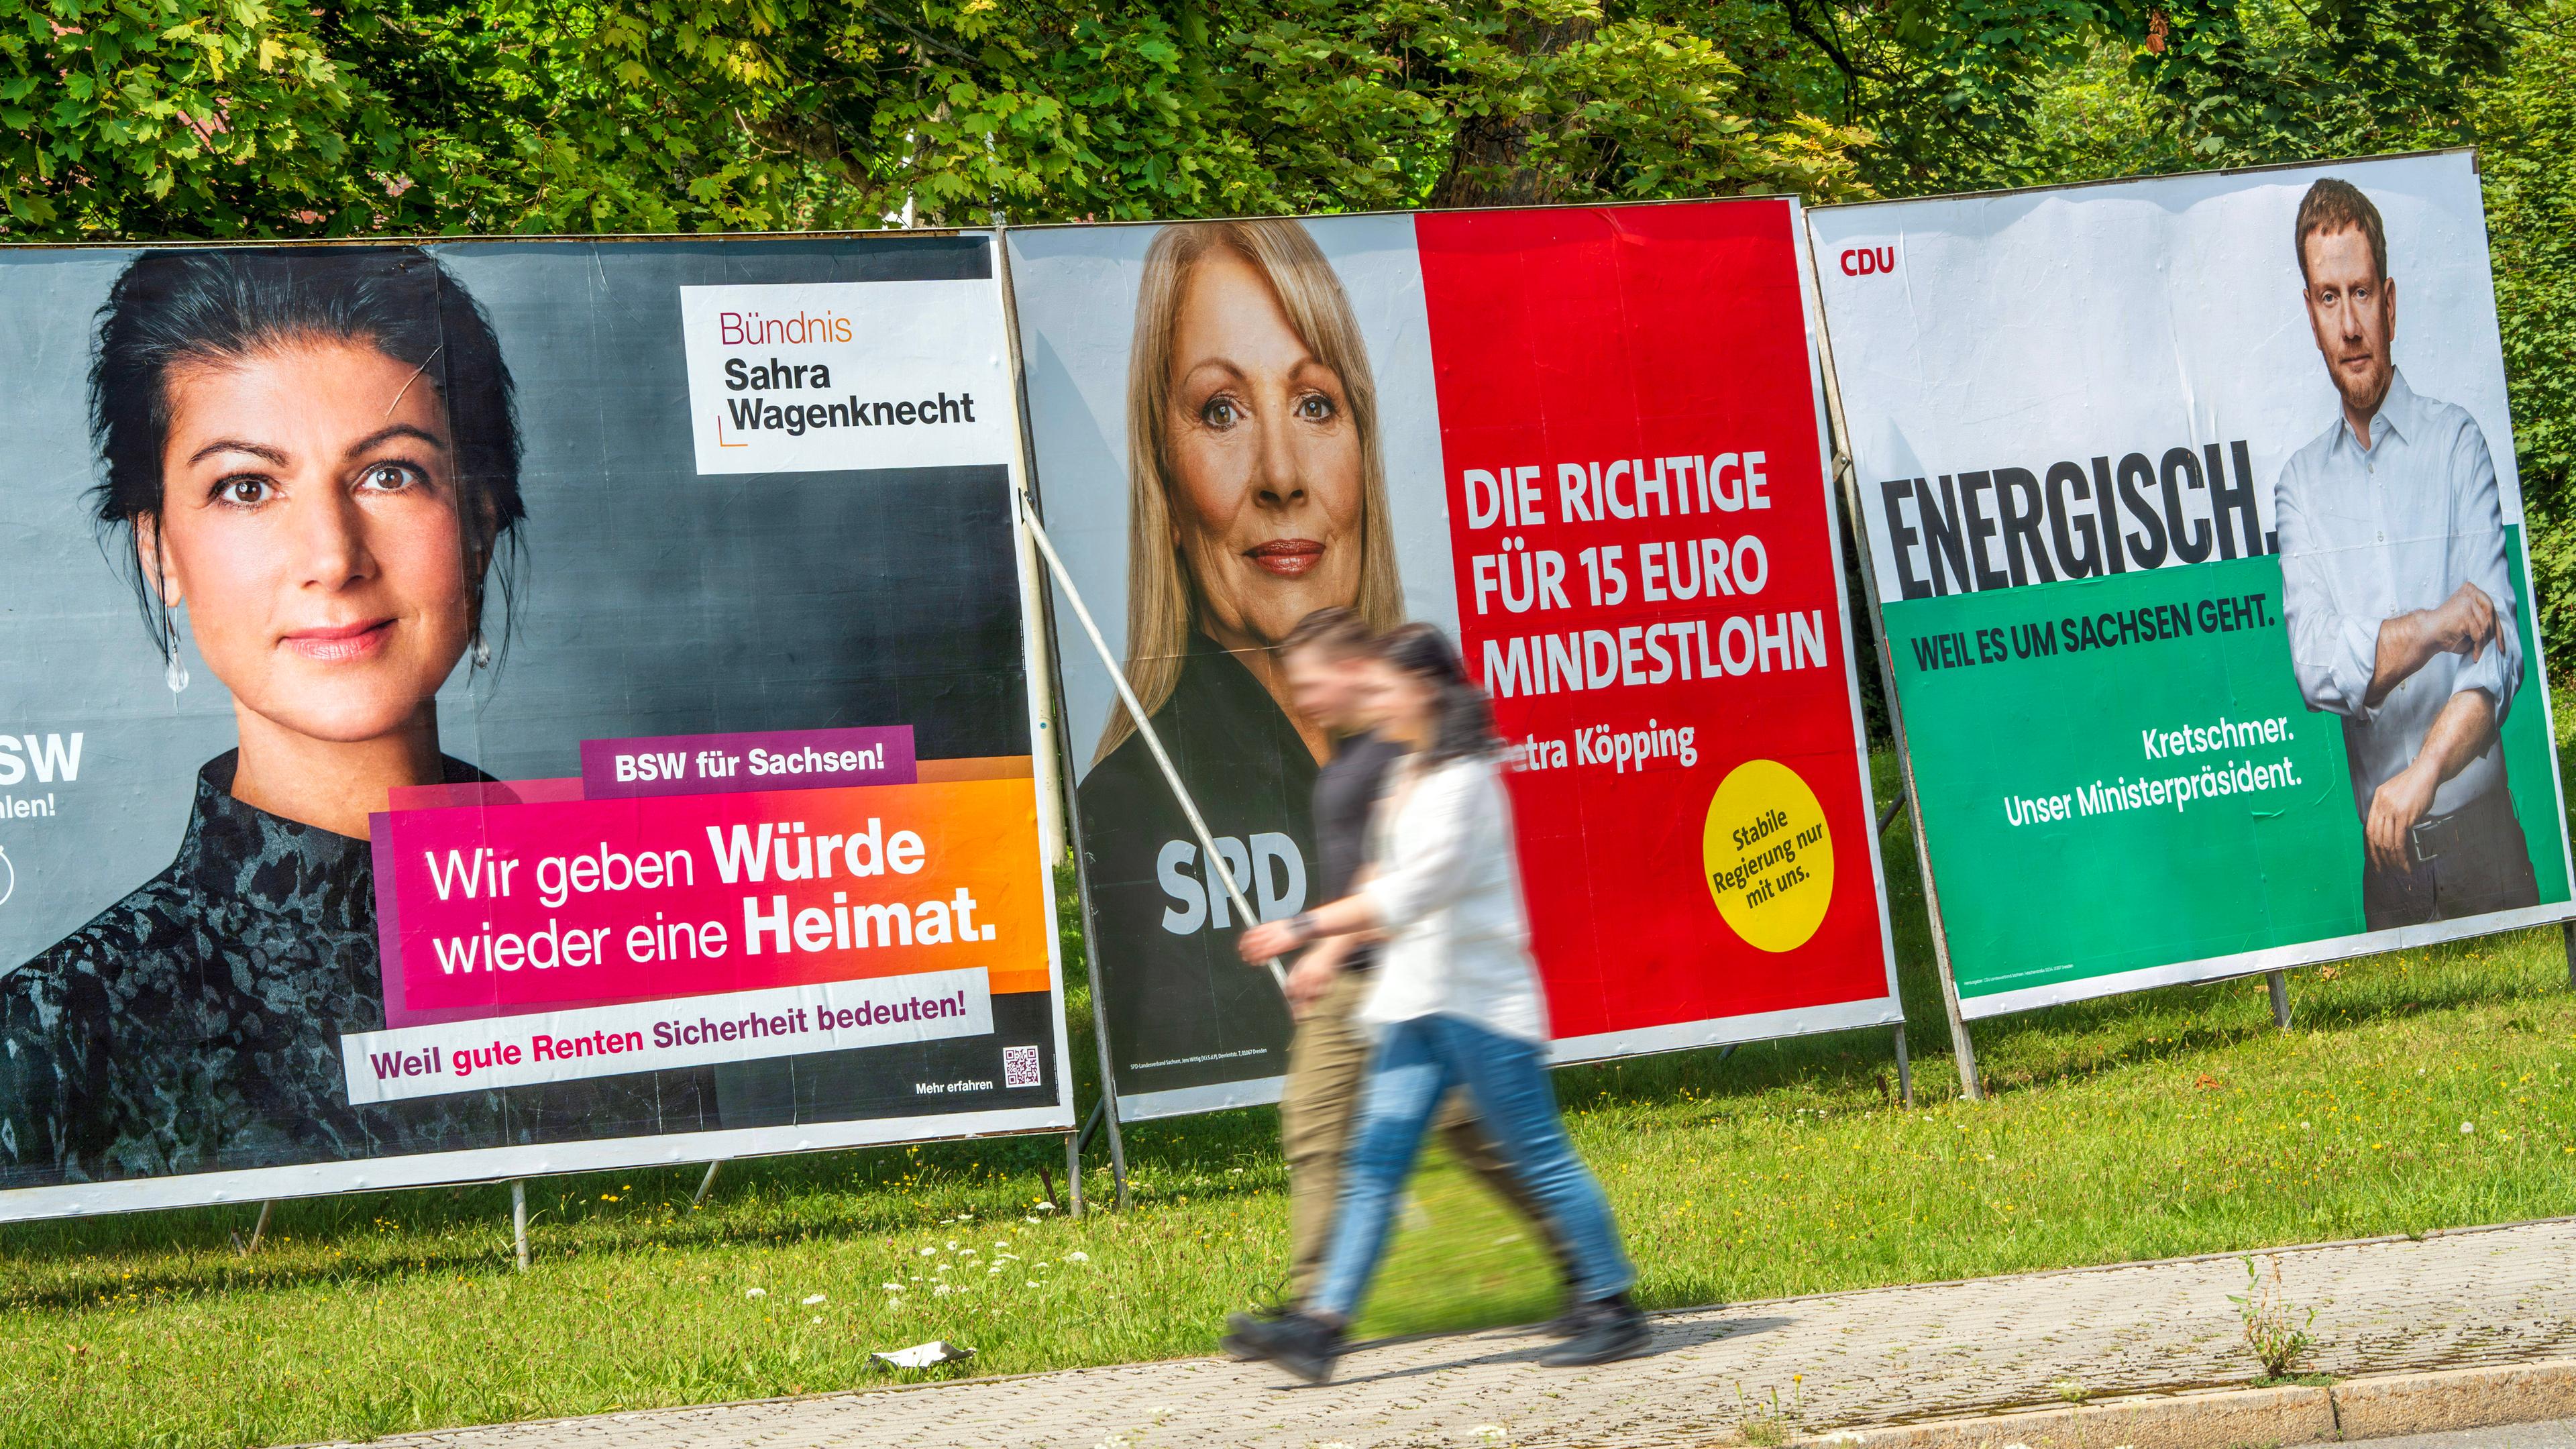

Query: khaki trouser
[1279,965,1574,1301]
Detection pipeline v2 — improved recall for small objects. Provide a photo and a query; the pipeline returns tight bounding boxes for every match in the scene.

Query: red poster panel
[1415,203,1898,1053]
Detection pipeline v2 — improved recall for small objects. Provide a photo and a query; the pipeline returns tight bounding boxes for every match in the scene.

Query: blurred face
[146,338,476,746]
[1282,647,1368,734]
[2301,225,2396,424]
[1360,657,1434,742]
[1163,248,1366,648]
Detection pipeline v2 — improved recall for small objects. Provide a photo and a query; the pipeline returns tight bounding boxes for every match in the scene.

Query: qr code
[1002,1044,1042,1089]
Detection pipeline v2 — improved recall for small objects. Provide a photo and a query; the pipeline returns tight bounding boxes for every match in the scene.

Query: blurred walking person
[1230,624,1647,1383]
[1249,607,1574,1330]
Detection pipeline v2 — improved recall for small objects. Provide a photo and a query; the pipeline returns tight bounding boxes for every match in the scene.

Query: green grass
[3,747,2574,1447]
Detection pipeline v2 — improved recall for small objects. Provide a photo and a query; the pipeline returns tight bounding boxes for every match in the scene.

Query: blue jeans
[1311,1014,1634,1321]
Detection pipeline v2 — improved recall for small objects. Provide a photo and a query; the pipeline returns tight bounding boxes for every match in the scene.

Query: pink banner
[372,775,1046,1028]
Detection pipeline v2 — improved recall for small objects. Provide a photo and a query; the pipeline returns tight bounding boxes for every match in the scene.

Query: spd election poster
[1809,150,2576,1020]
[0,235,1073,1221]
[1008,201,1902,1119]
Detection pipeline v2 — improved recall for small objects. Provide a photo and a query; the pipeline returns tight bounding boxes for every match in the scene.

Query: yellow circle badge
[1702,759,1835,953]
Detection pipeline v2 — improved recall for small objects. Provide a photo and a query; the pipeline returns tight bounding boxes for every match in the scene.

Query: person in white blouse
[1225,623,1646,1383]
[2272,177,2537,930]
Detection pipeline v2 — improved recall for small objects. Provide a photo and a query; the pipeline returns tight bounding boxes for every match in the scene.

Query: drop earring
[472,633,492,671]
[163,616,190,694]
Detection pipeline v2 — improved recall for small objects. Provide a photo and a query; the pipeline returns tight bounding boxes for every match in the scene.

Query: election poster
[1008,202,1903,1119]
[1809,150,2576,1021]
[0,235,1073,1221]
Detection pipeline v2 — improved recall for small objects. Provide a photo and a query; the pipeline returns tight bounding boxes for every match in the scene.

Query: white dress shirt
[2273,368,2522,820]
[1358,753,1550,1044]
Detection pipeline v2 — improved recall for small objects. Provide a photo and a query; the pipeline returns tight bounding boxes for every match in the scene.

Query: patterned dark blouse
[0,752,682,1187]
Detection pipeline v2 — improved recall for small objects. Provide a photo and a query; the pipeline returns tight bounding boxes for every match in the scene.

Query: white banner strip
[341,969,992,1104]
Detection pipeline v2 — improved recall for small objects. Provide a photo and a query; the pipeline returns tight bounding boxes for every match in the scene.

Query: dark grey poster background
[0,236,1054,1179]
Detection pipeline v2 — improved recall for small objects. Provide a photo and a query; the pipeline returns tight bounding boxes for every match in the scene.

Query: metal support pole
[2563,920,2575,992]
[1800,237,1980,1102]
[692,1161,722,1208]
[1891,1024,1915,1108]
[1876,787,1908,837]
[1021,509,1281,989]
[235,1199,274,1256]
[511,1180,529,1273]
[2267,970,2293,1030]
[1065,1130,1085,1219]
[1020,498,1271,1214]
[994,242,1132,1214]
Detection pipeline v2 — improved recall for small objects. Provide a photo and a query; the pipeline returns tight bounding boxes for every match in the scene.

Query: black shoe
[1226,1310,1344,1385]
[1220,1305,1284,1362]
[1538,1293,1650,1366]
[1537,1299,1587,1338]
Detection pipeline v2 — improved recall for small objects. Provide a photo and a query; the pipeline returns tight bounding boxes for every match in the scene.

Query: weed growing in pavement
[1734,1379,1805,1445]
[2231,1255,2318,1380]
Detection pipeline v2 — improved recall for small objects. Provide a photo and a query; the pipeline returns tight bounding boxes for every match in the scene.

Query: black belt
[2409,796,2498,864]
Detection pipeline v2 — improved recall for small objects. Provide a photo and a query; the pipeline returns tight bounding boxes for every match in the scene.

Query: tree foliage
[2472,5,2576,663]
[1,0,1872,238]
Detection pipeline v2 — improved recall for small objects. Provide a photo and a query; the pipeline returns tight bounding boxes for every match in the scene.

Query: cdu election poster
[1008,201,1903,1120]
[0,235,1073,1221]
[1809,150,2576,1020]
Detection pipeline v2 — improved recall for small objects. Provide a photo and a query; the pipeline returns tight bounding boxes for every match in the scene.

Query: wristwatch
[1287,911,1320,945]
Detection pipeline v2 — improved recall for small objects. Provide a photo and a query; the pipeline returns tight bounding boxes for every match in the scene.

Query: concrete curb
[1791,1356,2576,1447]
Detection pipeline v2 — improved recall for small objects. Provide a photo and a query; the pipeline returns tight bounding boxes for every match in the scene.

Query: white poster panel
[1810,151,2575,1020]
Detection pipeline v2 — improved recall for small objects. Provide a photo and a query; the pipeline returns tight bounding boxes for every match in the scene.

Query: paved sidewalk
[351,1218,2576,1449]
[2349,1422,2576,1448]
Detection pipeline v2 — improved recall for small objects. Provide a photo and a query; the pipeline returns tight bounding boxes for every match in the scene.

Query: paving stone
[335,1218,2576,1449]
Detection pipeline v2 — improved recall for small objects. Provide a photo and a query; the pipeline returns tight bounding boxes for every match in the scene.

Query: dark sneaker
[1220,1306,1283,1361]
[1538,1293,1650,1366]
[1537,1300,1587,1339]
[1225,1310,1344,1385]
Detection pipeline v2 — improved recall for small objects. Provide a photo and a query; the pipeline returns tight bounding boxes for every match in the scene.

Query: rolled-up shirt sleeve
[2443,417,2522,723]
[1362,765,1481,934]
[2275,453,2382,719]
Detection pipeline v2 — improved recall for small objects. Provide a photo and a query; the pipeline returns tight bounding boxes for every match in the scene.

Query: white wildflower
[1065,1250,1090,1263]
[2463,1121,2477,1134]
[744,1287,767,1298]
[802,1293,826,1305]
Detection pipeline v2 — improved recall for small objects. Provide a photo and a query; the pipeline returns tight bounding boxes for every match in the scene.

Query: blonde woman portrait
[1075,219,1405,1096]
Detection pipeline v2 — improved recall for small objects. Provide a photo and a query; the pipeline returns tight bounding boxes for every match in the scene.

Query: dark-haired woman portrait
[0,248,582,1184]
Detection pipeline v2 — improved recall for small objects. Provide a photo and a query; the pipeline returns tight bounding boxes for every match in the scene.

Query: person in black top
[1254,608,1576,1322]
